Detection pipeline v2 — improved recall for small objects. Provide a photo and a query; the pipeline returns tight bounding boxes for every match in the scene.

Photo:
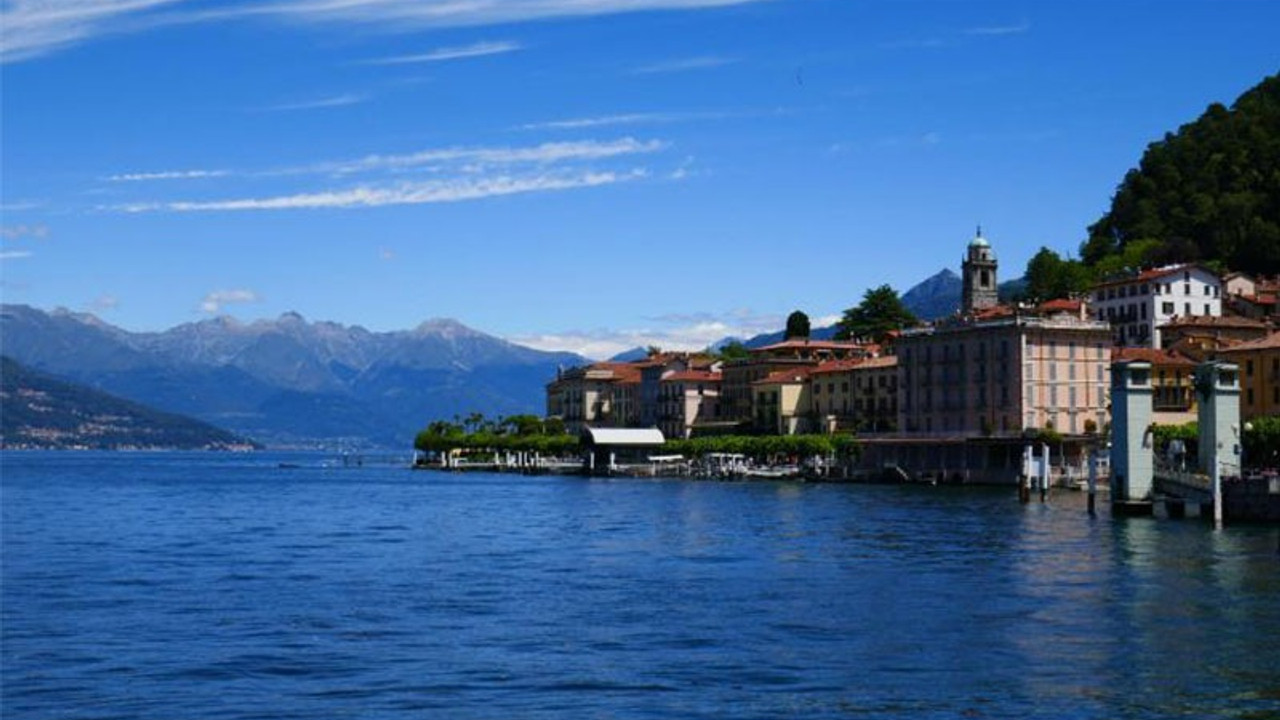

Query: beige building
[545,362,641,434]
[720,340,872,425]
[809,357,900,433]
[657,370,722,439]
[1219,332,1280,421]
[752,368,813,435]
[897,312,1112,437]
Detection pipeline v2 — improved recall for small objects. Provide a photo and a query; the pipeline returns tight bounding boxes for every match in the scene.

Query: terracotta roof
[753,368,813,386]
[1093,263,1209,289]
[973,304,1016,320]
[855,356,899,370]
[1113,347,1195,366]
[809,359,863,375]
[1218,331,1280,353]
[1037,298,1083,314]
[752,339,867,353]
[1160,315,1269,329]
[662,370,721,383]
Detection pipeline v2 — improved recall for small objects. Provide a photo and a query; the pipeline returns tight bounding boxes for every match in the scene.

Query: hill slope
[1083,73,1280,274]
[0,357,257,450]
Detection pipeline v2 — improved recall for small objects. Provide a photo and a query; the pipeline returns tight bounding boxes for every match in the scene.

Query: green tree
[835,285,918,343]
[717,340,750,362]
[1022,247,1094,302]
[784,310,811,340]
[1082,73,1280,275]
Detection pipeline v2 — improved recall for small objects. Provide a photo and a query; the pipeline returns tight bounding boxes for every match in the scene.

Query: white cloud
[88,294,120,312]
[510,309,786,359]
[161,169,644,211]
[303,137,666,176]
[260,93,367,112]
[358,40,522,65]
[0,250,34,261]
[200,288,260,313]
[964,21,1030,36]
[0,0,188,63]
[378,247,396,260]
[632,55,739,75]
[3,0,769,64]
[106,169,230,182]
[1,224,50,240]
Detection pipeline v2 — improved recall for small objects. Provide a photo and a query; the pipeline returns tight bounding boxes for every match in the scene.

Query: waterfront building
[719,344,865,427]
[1218,331,1280,421]
[1088,264,1223,347]
[545,362,642,434]
[897,311,1112,437]
[657,370,722,439]
[752,368,813,435]
[961,227,999,314]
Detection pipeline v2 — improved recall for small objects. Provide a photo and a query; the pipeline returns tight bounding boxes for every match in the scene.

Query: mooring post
[1087,449,1098,516]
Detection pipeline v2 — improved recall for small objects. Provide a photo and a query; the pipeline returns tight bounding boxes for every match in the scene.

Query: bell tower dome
[961,225,998,313]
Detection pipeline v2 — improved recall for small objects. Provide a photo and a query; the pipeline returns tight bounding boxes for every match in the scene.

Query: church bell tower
[962,226,998,313]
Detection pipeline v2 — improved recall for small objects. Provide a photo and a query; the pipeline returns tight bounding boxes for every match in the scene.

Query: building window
[1204,286,1211,296]
[1184,302,1191,315]
[1162,302,1174,315]
[1204,304,1210,315]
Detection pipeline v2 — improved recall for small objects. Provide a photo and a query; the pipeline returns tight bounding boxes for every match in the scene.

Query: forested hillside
[1082,73,1280,275]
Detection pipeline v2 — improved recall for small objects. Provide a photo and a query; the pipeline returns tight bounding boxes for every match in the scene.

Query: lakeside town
[543,229,1280,485]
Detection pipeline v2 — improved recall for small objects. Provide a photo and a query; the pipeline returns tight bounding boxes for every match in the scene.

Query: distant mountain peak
[413,318,482,339]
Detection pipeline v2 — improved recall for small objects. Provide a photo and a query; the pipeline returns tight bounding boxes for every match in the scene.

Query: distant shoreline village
[543,229,1279,489]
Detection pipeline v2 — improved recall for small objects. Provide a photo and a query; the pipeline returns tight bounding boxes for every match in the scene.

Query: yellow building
[1113,347,1197,425]
[657,370,722,439]
[545,362,641,434]
[1219,332,1280,421]
[752,368,813,435]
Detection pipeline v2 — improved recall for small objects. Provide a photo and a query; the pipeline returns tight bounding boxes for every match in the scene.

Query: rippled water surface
[3,451,1279,719]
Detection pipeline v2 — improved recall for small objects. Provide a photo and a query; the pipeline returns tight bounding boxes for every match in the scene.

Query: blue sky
[2,0,1278,358]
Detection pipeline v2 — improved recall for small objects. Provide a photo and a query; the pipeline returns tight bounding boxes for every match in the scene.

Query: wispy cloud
[632,55,739,75]
[0,250,35,261]
[134,170,645,212]
[260,93,367,112]
[511,308,786,359]
[515,110,765,131]
[3,0,770,64]
[106,169,230,182]
[0,200,44,212]
[107,137,667,213]
[200,288,260,314]
[88,294,120,312]
[963,21,1031,36]
[1,224,50,240]
[0,0,188,63]
[358,40,521,65]
[299,137,666,176]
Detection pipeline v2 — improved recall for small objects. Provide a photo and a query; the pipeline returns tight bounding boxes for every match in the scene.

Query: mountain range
[1,356,257,450]
[0,305,584,449]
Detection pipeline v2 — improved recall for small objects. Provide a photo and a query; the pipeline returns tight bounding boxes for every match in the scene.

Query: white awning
[582,427,665,446]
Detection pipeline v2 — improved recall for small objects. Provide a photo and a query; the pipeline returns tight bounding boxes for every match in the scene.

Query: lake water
[3,451,1279,719]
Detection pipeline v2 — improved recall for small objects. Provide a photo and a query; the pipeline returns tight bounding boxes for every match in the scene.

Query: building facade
[657,370,722,440]
[1219,332,1280,421]
[1089,264,1223,347]
[897,313,1112,436]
